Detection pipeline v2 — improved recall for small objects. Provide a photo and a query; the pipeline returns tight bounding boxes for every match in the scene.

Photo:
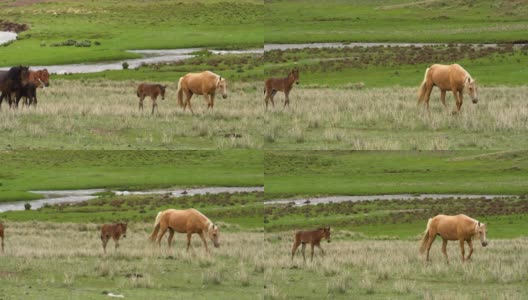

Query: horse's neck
[286,75,295,86]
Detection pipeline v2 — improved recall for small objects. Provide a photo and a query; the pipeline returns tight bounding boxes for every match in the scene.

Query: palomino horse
[418,64,478,113]
[100,223,127,254]
[0,66,30,109]
[177,71,227,114]
[291,227,331,262]
[136,83,167,114]
[264,68,299,110]
[419,214,488,263]
[149,208,220,253]
[0,222,4,253]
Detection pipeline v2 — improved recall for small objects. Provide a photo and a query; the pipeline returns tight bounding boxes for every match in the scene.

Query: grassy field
[264,44,528,87]
[264,234,528,299]
[0,150,263,202]
[264,0,528,44]
[264,151,528,197]
[263,86,528,150]
[0,0,263,66]
[0,79,263,149]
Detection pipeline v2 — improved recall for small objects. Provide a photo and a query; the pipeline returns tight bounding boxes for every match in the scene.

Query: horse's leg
[139,96,144,111]
[210,94,215,110]
[451,90,461,114]
[156,225,169,248]
[466,239,474,261]
[198,232,209,253]
[151,96,157,115]
[456,91,464,113]
[204,94,211,109]
[316,244,325,256]
[440,90,448,112]
[422,83,433,113]
[425,233,436,261]
[301,243,306,262]
[101,236,108,254]
[113,236,119,251]
[310,243,315,261]
[270,90,276,108]
[186,233,192,252]
[459,239,466,262]
[441,238,449,264]
[283,91,290,109]
[167,228,174,249]
[291,240,300,260]
[264,90,270,110]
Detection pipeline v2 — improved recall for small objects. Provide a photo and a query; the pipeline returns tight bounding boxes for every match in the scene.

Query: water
[0,31,17,45]
[0,186,263,212]
[264,194,515,207]
[0,48,263,74]
[264,42,527,51]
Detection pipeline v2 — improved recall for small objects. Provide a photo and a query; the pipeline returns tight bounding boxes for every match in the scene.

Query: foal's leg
[301,243,306,262]
[316,244,325,256]
[167,228,175,249]
[113,236,120,251]
[310,243,315,261]
[139,96,144,111]
[101,236,108,254]
[459,239,466,262]
[151,96,157,115]
[291,240,300,260]
[198,232,209,253]
[1,237,3,253]
[441,238,449,264]
[269,90,276,108]
[283,91,290,109]
[466,239,474,261]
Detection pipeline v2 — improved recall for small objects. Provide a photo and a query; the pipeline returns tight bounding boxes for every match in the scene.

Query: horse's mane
[7,66,28,81]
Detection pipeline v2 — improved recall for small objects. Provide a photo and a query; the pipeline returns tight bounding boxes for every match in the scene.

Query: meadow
[263,86,528,150]
[0,191,264,299]
[264,0,528,44]
[264,151,528,197]
[0,150,263,202]
[0,79,263,149]
[264,234,528,299]
[0,0,263,66]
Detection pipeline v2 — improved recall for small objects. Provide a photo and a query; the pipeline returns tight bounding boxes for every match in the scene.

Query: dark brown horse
[264,68,299,110]
[0,222,4,254]
[291,227,331,262]
[136,83,167,114]
[100,223,127,254]
[0,66,30,109]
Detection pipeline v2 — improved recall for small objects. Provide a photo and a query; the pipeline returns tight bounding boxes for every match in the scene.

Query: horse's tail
[417,67,430,104]
[419,218,433,254]
[149,211,163,241]
[176,77,184,107]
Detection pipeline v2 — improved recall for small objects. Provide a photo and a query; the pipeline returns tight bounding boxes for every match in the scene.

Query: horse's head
[217,77,227,99]
[159,85,167,100]
[465,77,478,104]
[208,224,220,248]
[38,69,50,87]
[476,221,487,247]
[290,68,300,85]
[119,223,128,238]
[319,226,331,243]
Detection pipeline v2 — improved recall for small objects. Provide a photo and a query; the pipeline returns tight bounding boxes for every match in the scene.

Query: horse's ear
[478,221,480,226]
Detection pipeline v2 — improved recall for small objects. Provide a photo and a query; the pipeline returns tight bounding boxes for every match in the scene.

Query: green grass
[265,0,528,44]
[0,150,263,202]
[265,151,528,196]
[264,45,528,87]
[0,0,263,66]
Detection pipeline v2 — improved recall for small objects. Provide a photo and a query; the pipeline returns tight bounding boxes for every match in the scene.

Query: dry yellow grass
[264,86,528,150]
[0,222,264,299]
[0,80,263,149]
[264,231,528,299]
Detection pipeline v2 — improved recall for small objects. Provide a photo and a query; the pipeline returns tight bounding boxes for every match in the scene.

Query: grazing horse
[100,223,127,254]
[149,208,220,253]
[0,222,4,253]
[0,66,30,109]
[176,71,227,114]
[291,227,331,262]
[264,68,299,110]
[418,64,478,113]
[419,214,488,263]
[136,83,167,114]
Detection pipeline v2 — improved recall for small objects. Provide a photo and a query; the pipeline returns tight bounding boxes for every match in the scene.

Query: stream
[0,186,264,212]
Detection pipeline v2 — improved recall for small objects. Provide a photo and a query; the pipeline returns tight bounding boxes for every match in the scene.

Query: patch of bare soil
[0,20,29,33]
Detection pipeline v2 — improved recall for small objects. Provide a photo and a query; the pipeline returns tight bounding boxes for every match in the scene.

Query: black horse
[0,66,30,109]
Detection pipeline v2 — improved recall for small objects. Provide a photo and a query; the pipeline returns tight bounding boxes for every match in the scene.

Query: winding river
[0,186,264,213]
